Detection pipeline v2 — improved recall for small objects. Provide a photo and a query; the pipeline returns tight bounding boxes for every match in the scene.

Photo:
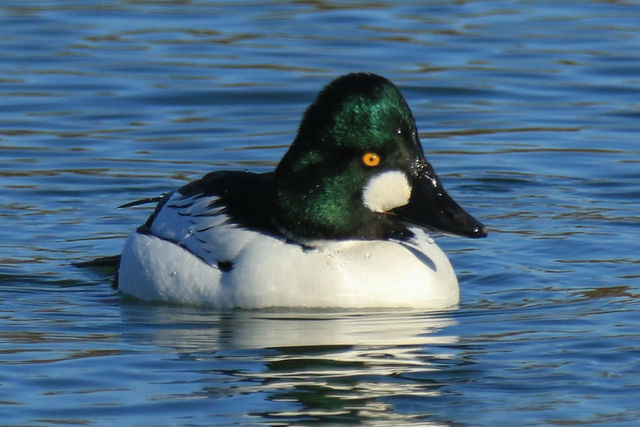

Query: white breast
[119,211,460,309]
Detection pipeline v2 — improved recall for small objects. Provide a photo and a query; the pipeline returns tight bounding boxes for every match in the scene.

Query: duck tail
[74,255,121,289]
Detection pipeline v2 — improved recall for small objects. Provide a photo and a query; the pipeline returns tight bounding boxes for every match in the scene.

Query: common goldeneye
[118,73,487,308]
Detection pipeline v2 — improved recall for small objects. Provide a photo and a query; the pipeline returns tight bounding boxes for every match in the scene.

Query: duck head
[274,73,487,243]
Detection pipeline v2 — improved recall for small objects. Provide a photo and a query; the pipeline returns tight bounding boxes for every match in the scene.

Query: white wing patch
[362,170,412,213]
[149,192,258,266]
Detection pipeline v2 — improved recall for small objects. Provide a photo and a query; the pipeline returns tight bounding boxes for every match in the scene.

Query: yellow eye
[362,152,381,167]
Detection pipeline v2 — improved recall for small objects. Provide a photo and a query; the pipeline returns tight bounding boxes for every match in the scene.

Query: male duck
[118,73,487,309]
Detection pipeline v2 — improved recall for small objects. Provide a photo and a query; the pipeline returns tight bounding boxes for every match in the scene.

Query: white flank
[362,170,412,212]
[118,226,459,309]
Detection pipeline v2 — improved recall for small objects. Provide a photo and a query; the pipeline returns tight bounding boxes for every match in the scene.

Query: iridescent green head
[294,73,416,153]
[274,73,486,243]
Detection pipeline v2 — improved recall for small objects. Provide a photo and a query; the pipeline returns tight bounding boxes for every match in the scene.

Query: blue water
[1,1,639,425]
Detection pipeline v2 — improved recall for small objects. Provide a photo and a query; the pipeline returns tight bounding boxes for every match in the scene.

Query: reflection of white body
[117,307,460,420]
[118,306,459,416]
[120,203,459,308]
[119,306,458,351]
[225,310,459,349]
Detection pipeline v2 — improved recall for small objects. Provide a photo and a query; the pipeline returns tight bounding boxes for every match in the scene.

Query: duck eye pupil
[362,152,381,167]
[396,128,403,135]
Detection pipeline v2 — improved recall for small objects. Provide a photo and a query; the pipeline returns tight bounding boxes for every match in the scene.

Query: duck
[118,73,487,309]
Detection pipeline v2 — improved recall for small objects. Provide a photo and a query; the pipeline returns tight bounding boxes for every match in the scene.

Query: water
[1,1,639,425]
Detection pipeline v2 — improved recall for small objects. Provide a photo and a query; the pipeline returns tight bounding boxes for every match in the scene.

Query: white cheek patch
[362,170,412,213]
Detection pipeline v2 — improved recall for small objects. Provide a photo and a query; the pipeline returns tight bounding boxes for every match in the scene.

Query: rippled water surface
[1,1,639,425]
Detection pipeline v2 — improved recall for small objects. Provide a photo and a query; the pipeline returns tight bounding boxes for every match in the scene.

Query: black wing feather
[146,170,280,236]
